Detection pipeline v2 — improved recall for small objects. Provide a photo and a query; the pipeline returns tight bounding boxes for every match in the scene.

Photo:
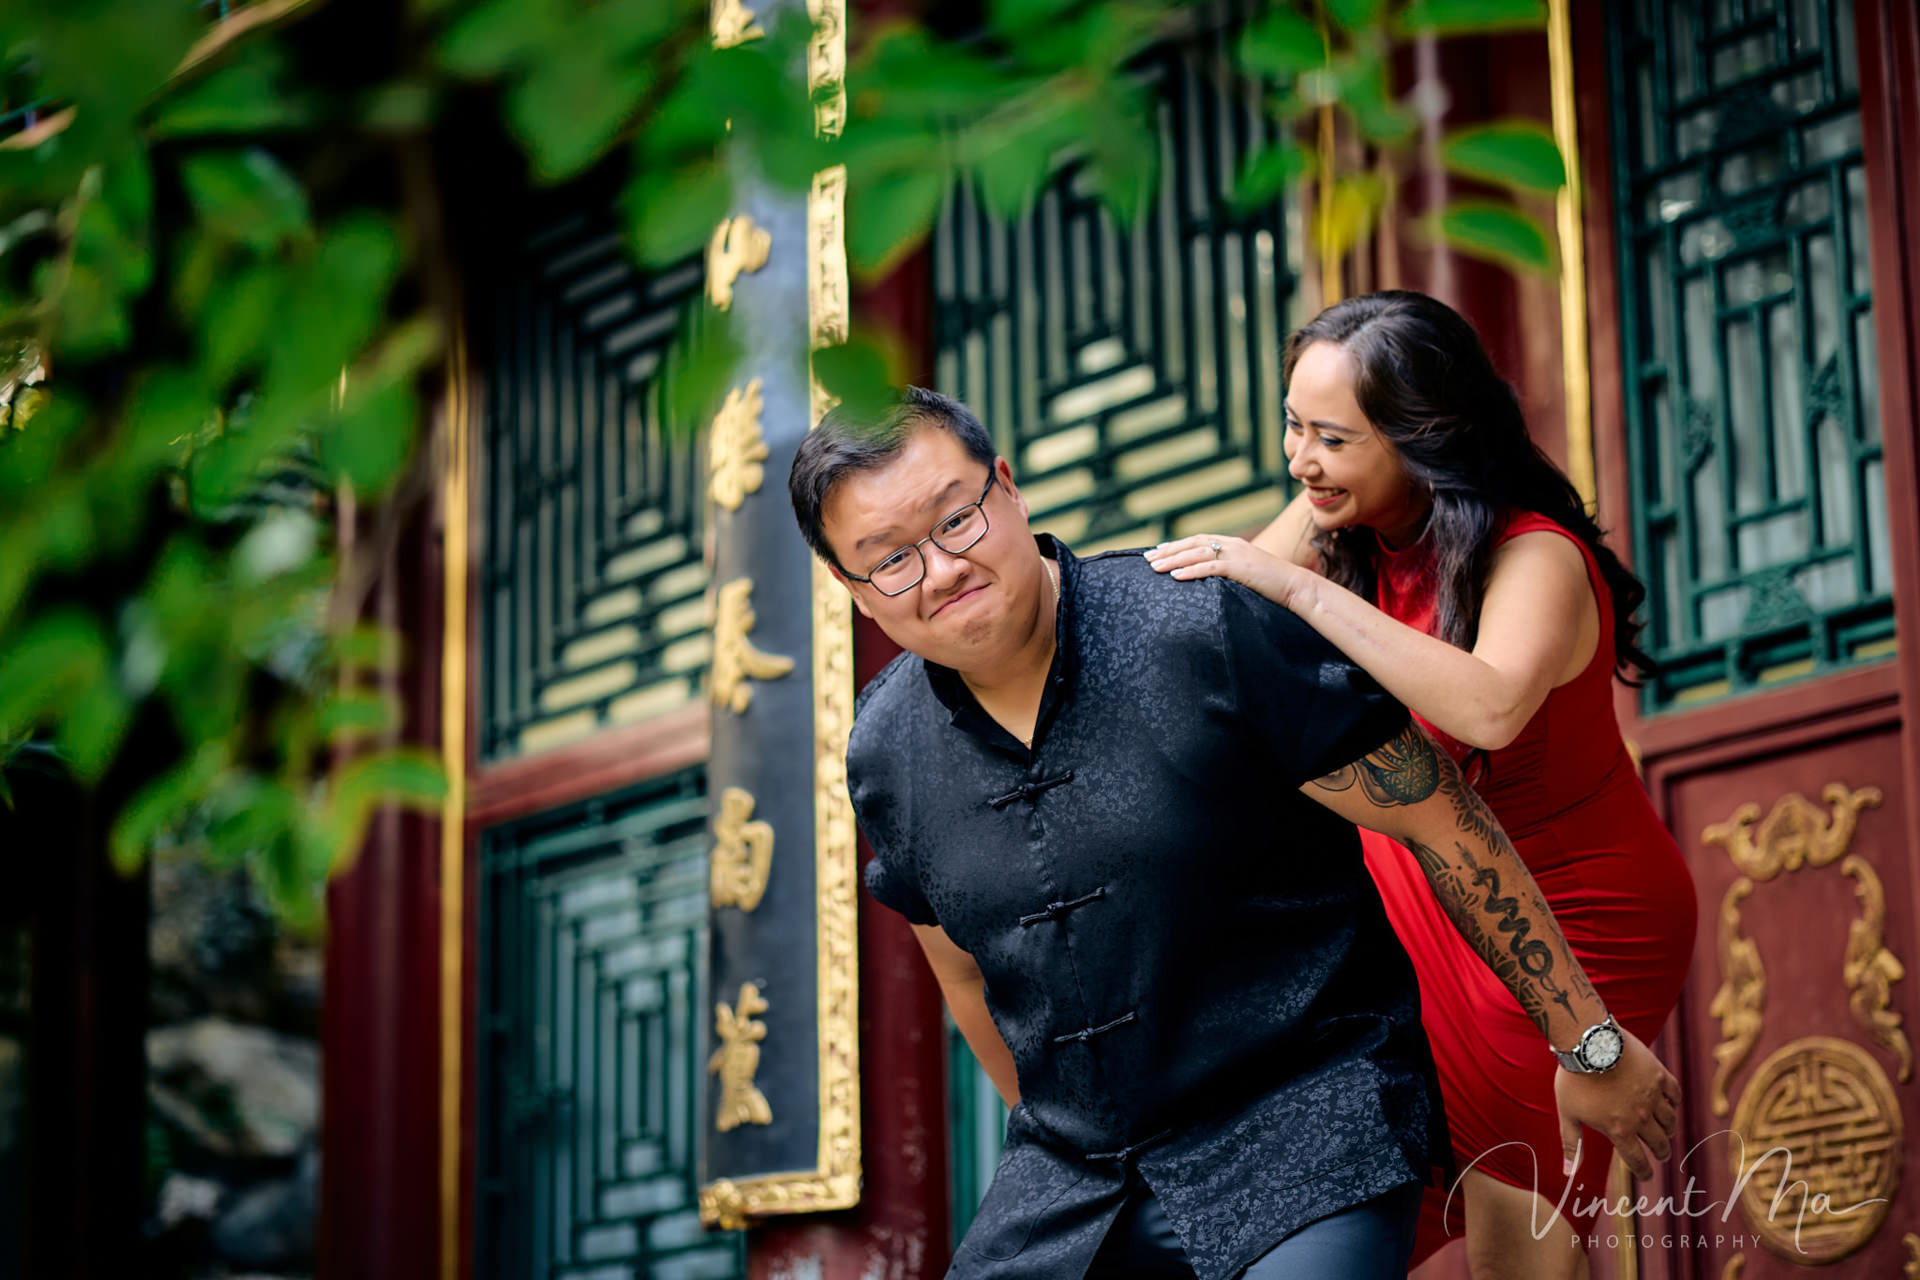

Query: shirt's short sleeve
[847,708,941,926]
[1219,581,1411,785]
[862,852,938,926]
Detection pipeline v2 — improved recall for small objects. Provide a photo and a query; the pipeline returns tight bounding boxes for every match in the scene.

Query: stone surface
[210,1147,317,1269]
[147,1019,319,1161]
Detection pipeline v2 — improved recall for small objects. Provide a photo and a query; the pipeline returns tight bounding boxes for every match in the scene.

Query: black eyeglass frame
[840,469,1000,596]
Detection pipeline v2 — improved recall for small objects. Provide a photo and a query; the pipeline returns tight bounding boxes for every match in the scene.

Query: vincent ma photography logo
[1447,1129,1895,1260]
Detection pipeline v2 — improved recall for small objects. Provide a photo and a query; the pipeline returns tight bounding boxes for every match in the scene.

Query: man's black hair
[787,385,997,572]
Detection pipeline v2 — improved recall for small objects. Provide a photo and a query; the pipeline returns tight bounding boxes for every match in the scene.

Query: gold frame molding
[1546,0,1596,507]
[439,324,472,1280]
[698,0,860,1228]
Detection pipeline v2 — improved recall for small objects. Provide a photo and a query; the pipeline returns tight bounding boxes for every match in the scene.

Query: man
[789,388,1678,1279]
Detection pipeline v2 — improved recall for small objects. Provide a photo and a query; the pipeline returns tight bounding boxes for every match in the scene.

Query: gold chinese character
[711,786,775,912]
[706,216,771,312]
[711,578,794,714]
[709,982,773,1132]
[710,0,763,48]
[708,379,769,512]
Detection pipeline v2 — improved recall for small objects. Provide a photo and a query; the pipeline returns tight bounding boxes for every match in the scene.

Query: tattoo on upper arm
[1310,719,1440,806]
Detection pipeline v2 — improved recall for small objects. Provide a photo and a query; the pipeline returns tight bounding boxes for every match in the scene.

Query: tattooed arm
[1304,718,1681,1178]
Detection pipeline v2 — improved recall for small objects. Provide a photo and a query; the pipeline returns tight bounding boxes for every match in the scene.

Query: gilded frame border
[698,0,861,1226]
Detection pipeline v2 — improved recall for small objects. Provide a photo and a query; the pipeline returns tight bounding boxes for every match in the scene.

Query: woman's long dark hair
[1286,290,1657,682]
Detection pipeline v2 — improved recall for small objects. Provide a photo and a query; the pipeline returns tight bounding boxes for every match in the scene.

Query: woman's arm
[1248,490,1321,570]
[912,922,1020,1108]
[1302,719,1679,1179]
[1147,530,1599,750]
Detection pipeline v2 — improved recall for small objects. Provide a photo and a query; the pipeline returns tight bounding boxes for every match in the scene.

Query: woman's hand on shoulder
[1146,535,1312,612]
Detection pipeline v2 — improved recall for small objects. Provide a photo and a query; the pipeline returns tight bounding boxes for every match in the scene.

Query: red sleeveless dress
[1360,511,1697,1265]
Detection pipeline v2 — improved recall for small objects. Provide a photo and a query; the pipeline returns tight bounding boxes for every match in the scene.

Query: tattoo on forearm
[1311,720,1440,806]
[1315,720,1603,1037]
[1402,772,1603,1037]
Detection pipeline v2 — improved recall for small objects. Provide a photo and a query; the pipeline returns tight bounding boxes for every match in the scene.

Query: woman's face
[1283,340,1428,545]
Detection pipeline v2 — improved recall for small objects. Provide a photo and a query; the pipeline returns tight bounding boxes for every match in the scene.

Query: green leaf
[975,118,1060,220]
[50,257,131,357]
[848,168,947,276]
[201,264,280,383]
[1339,53,1416,144]
[988,0,1082,36]
[325,748,448,868]
[1236,8,1326,77]
[151,56,311,136]
[206,774,298,865]
[0,611,111,740]
[582,0,689,55]
[1083,91,1158,228]
[325,381,417,493]
[624,163,731,268]
[40,486,97,568]
[317,691,398,743]
[331,624,396,672]
[1232,140,1312,210]
[813,335,898,424]
[439,0,560,75]
[58,679,130,780]
[1436,200,1555,272]
[1325,0,1386,32]
[663,306,742,437]
[265,213,402,399]
[101,149,154,237]
[111,744,228,873]
[181,149,312,251]
[1397,0,1547,36]
[121,367,214,474]
[507,54,649,181]
[360,81,437,133]
[1442,120,1566,191]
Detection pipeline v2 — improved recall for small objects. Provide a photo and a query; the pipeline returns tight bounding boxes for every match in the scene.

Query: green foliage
[1442,119,1566,192]
[813,332,903,424]
[1398,0,1547,35]
[1436,199,1555,271]
[1,0,1567,923]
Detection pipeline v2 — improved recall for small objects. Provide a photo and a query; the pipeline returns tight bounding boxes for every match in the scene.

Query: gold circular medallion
[1728,1036,1902,1263]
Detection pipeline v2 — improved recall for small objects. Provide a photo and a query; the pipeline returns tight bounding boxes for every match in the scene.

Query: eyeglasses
[843,469,998,597]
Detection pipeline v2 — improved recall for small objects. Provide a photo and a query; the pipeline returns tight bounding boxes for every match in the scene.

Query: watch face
[1585,1025,1625,1071]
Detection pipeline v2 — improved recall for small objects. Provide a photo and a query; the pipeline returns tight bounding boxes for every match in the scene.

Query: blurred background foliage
[0,0,1563,923]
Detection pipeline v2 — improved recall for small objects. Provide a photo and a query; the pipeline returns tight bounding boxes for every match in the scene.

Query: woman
[1147,291,1696,1278]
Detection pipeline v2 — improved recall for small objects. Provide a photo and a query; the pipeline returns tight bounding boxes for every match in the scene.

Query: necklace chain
[1019,559,1060,749]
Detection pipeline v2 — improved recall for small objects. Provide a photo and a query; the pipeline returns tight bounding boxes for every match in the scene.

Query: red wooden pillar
[318,491,447,1280]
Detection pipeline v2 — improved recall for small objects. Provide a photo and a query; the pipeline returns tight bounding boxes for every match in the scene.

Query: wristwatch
[1553,1016,1625,1074]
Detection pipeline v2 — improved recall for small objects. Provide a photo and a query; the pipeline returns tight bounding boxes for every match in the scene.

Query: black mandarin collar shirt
[848,536,1449,1280]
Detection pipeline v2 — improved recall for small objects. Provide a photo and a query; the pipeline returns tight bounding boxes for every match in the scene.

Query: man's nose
[921,540,969,590]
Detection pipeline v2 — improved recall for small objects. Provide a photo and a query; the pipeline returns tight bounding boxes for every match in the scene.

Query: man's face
[820,424,1041,673]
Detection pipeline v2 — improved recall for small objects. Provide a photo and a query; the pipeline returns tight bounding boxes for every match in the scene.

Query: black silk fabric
[849,537,1451,1280]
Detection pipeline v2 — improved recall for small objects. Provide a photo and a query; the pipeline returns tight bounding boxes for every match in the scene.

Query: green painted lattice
[1608,0,1890,708]
[476,769,745,1280]
[934,30,1303,554]
[478,201,710,761]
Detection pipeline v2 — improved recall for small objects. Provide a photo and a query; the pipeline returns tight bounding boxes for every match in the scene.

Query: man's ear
[827,563,875,620]
[995,455,1029,521]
